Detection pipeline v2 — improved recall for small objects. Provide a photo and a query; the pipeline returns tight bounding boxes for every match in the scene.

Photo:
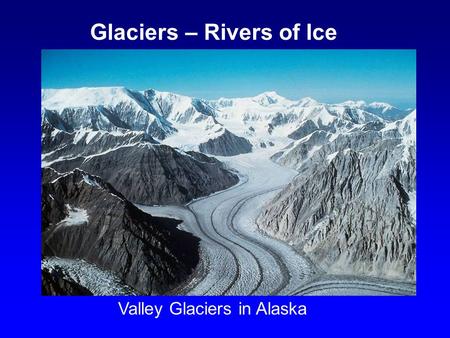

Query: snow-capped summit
[252,91,286,106]
[210,91,294,121]
[41,86,415,156]
[42,87,175,140]
[398,109,416,141]
[339,99,409,121]
[295,97,320,108]
[144,89,217,125]
[368,101,395,111]
[42,87,141,110]
[340,100,367,108]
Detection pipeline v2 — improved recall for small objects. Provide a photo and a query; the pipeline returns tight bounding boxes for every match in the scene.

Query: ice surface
[42,257,136,295]
[138,146,415,295]
[139,148,317,295]
[42,87,416,295]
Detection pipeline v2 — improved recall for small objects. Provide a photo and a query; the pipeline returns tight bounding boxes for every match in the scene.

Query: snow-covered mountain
[339,100,411,121]
[42,87,176,140]
[42,86,416,290]
[42,87,413,156]
[258,111,416,281]
[41,121,238,205]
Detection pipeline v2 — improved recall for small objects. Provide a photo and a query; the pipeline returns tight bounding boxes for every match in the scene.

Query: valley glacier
[41,87,416,295]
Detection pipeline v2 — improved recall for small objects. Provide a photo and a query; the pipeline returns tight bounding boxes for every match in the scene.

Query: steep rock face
[273,130,330,167]
[47,143,238,205]
[340,100,411,121]
[288,120,320,140]
[43,87,411,156]
[144,89,217,124]
[41,120,158,165]
[42,123,238,205]
[42,267,93,296]
[287,117,358,141]
[42,87,176,140]
[198,129,253,156]
[258,113,416,281]
[42,168,200,295]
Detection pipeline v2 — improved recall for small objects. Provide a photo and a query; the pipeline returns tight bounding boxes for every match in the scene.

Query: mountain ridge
[41,86,416,290]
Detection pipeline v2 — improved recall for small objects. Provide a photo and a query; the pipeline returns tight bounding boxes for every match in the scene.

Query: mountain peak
[297,97,319,107]
[368,101,395,110]
[341,100,367,107]
[42,86,134,110]
[252,91,285,105]
[258,90,280,97]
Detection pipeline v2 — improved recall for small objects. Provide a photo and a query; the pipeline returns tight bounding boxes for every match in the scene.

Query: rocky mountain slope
[257,111,416,281]
[42,168,200,295]
[42,87,411,157]
[42,87,252,156]
[198,128,253,156]
[41,86,416,293]
[42,87,176,140]
[339,100,413,121]
[42,121,238,205]
[42,267,93,296]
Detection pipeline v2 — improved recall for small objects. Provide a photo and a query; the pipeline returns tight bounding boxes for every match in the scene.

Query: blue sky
[42,50,416,108]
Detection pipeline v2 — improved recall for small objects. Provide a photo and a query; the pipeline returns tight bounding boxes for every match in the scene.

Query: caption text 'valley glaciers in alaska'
[41,50,416,296]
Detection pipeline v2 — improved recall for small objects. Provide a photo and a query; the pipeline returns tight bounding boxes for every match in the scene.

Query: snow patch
[408,191,416,222]
[82,174,101,188]
[326,151,339,163]
[60,205,89,226]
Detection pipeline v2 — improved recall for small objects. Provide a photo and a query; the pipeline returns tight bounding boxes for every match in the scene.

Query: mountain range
[42,87,412,156]
[41,86,416,294]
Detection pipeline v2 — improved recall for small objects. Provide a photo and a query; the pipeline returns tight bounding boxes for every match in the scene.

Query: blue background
[1,0,448,336]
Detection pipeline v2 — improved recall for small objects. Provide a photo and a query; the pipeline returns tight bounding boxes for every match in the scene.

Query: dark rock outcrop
[42,168,200,294]
[41,120,158,164]
[288,120,319,140]
[42,267,92,296]
[42,123,238,205]
[47,143,238,205]
[198,129,253,156]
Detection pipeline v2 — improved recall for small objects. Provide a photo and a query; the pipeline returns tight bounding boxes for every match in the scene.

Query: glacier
[41,86,416,295]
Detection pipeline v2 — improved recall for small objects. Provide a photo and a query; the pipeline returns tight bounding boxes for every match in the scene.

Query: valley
[140,151,415,296]
[41,87,416,295]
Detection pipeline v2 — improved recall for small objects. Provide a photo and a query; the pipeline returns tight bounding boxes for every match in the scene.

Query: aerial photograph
[41,50,416,296]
